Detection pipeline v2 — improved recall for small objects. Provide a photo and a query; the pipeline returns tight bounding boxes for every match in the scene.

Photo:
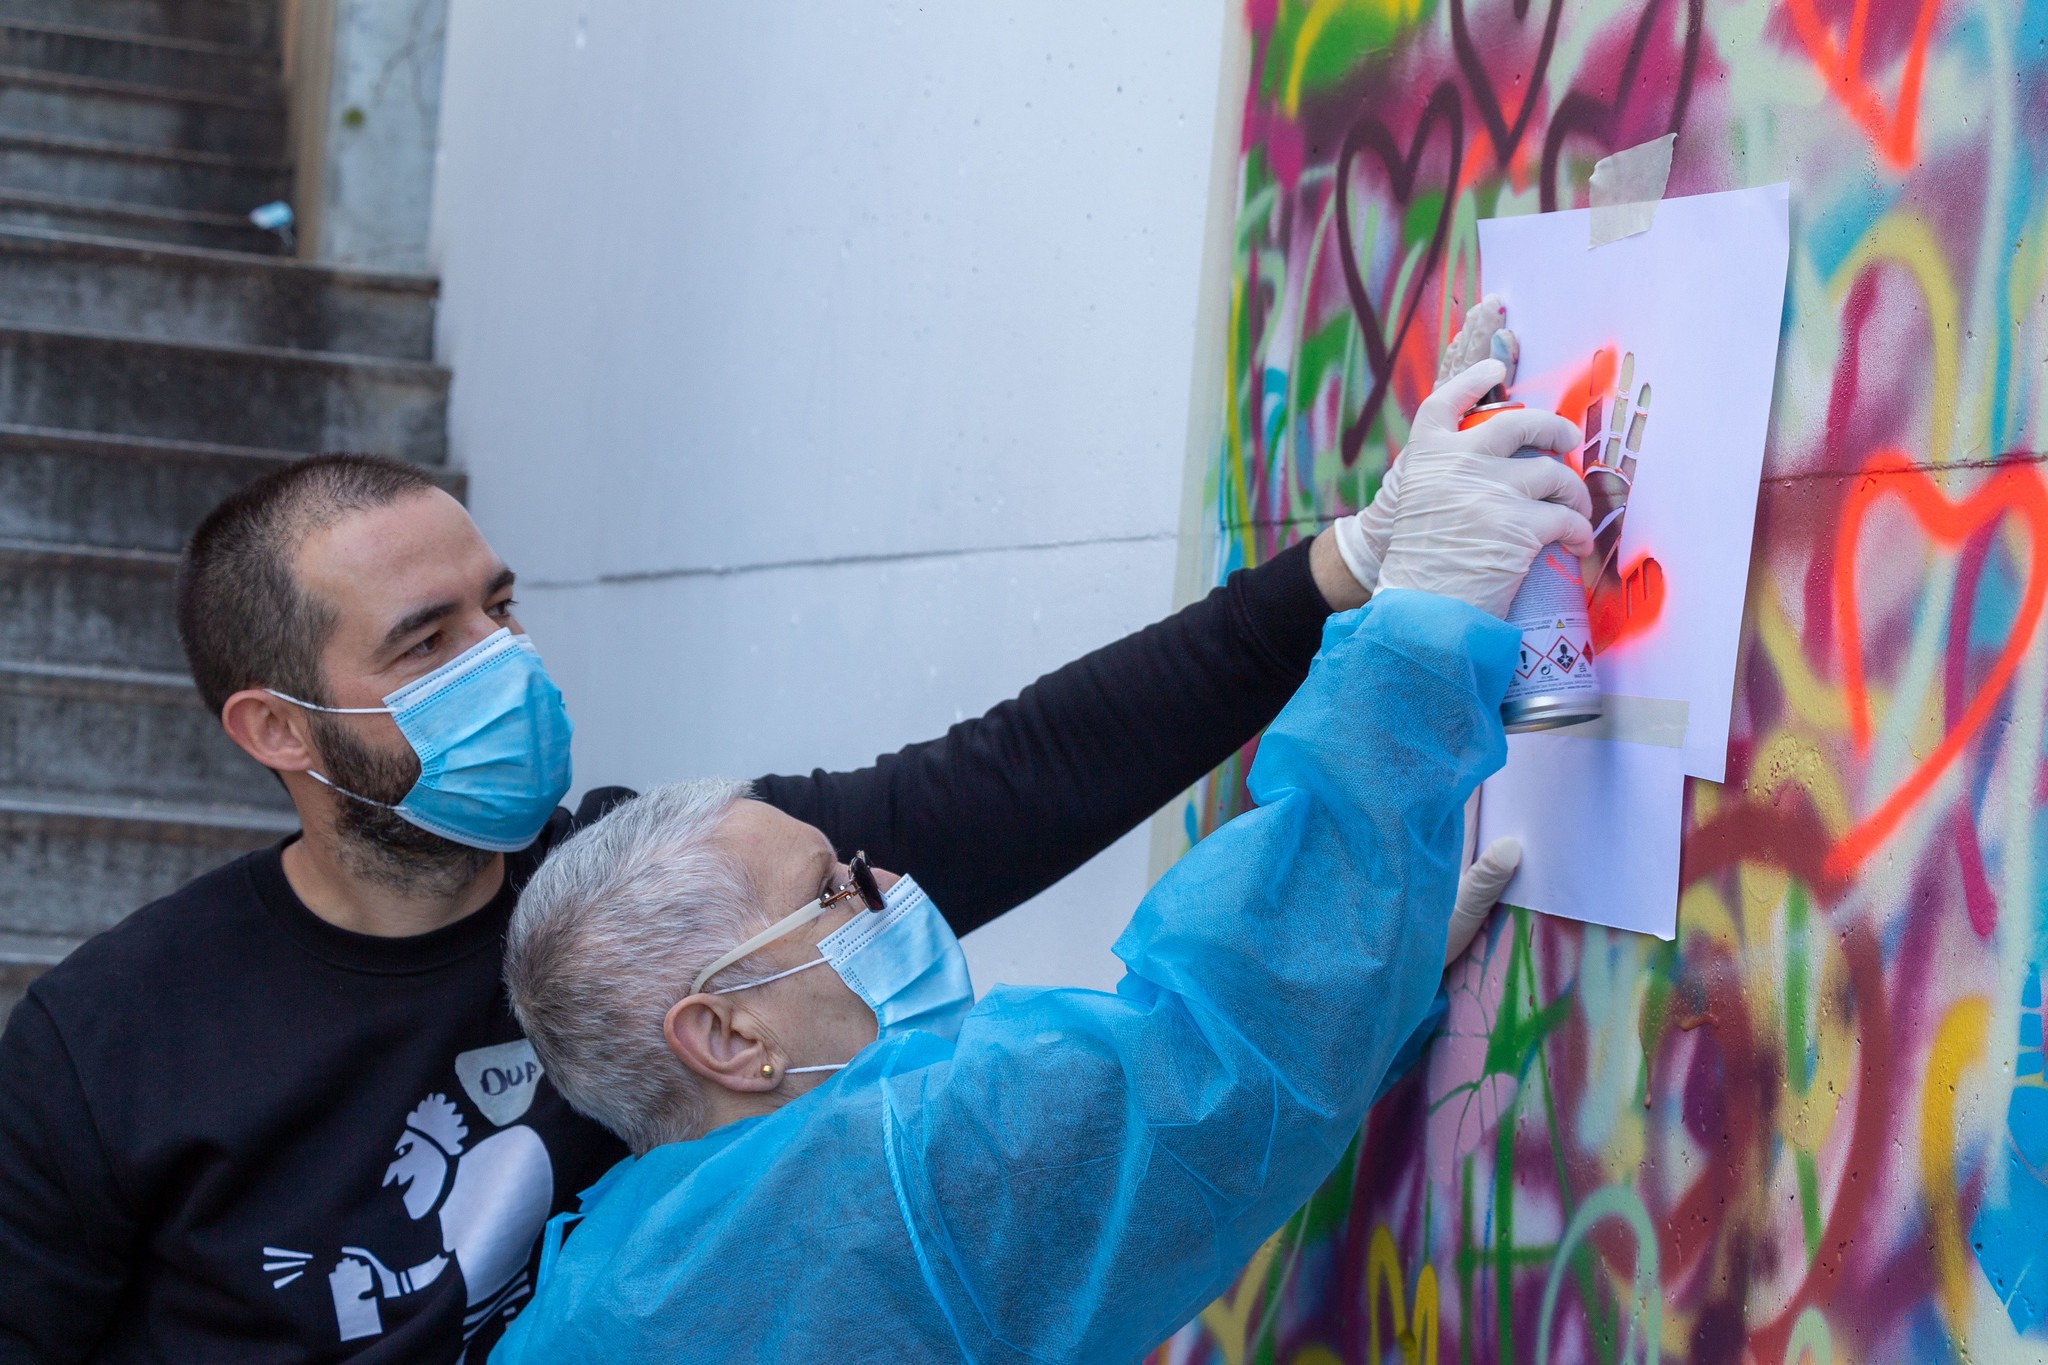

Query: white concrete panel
[510,534,1178,992]
[517,536,1175,791]
[432,0,1227,583]
[434,6,1236,992]
[961,827,1140,997]
[318,0,448,270]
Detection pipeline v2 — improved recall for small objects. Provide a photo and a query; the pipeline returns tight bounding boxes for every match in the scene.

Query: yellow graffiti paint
[1283,0,1426,116]
[1289,1347,1346,1365]
[1921,996,1991,1335]
[1753,592,1847,737]
[1199,1226,1285,1365]
[1779,932,1856,1151]
[1739,863,1790,954]
[1746,731,1851,840]
[1282,0,1344,116]
[1224,276,1256,577]
[1825,214,1959,469]
[1678,882,1739,952]
[1692,777,1723,824]
[1366,1225,1439,1365]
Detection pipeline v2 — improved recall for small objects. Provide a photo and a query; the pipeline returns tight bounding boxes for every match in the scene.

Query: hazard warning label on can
[1503,546,1599,705]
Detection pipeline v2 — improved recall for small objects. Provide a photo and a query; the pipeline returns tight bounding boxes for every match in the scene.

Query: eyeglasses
[689,850,886,996]
[824,851,886,915]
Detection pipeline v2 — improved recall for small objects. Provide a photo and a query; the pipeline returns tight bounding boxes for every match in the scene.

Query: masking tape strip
[1552,694,1690,749]
[1588,133,1676,248]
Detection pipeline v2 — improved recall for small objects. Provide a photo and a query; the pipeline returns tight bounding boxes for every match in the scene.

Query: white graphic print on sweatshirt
[265,1041,555,1359]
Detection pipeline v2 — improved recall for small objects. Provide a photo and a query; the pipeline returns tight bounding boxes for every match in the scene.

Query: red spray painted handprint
[1557,347,1665,651]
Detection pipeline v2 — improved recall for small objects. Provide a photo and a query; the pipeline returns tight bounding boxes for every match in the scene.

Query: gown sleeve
[877,589,1518,1361]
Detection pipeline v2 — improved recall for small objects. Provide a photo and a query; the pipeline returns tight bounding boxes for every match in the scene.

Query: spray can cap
[1478,327,1520,407]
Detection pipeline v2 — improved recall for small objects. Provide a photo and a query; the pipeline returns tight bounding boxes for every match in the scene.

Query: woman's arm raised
[878,589,1519,1361]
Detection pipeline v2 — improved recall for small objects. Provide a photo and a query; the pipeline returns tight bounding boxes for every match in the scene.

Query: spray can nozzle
[1480,327,1520,407]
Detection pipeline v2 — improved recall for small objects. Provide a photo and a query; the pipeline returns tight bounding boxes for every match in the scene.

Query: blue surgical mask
[268,628,574,853]
[815,876,974,1043]
[693,874,975,1074]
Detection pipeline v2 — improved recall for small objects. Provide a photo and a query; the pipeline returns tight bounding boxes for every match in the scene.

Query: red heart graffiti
[1825,450,2048,880]
[1782,0,1942,171]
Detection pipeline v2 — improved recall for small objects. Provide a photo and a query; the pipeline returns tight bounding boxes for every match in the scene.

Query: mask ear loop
[710,956,848,1076]
[265,689,392,715]
[303,769,405,812]
[694,897,867,1078]
[709,957,829,993]
[690,895,838,996]
[265,691,406,810]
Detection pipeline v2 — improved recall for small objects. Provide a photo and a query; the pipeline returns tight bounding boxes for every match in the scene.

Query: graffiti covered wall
[1159,1,2048,1360]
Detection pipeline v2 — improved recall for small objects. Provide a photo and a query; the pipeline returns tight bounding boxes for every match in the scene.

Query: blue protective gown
[492,589,1518,1364]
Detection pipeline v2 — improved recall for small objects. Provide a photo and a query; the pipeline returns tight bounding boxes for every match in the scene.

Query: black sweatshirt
[0,539,1330,1364]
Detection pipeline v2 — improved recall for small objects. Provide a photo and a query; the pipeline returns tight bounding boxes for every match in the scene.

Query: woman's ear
[663,994,780,1094]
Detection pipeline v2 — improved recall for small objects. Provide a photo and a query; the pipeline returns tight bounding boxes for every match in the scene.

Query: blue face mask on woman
[269,627,575,853]
[691,870,975,1073]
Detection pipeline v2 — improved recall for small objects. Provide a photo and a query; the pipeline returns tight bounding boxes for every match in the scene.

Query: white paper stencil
[1474,184,1791,936]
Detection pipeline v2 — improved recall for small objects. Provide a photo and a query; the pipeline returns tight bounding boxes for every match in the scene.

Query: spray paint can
[1459,397,1604,733]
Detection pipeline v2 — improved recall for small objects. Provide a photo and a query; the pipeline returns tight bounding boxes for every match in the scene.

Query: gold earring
[759,1063,775,1078]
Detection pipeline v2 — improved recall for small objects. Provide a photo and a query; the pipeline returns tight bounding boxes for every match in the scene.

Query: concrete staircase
[0,0,454,1018]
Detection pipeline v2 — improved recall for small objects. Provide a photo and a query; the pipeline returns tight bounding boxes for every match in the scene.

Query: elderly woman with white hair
[492,361,1587,1362]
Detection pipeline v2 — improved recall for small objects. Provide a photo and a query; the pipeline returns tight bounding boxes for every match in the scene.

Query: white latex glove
[1329,460,1400,594]
[1331,298,1518,597]
[1445,837,1520,966]
[1436,294,1510,384]
[1375,359,1595,618]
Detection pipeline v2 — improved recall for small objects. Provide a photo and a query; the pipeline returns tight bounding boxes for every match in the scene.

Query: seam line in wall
[526,531,1182,589]
[523,449,2048,591]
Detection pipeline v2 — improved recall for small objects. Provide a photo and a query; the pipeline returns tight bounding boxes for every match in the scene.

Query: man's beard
[308,714,495,897]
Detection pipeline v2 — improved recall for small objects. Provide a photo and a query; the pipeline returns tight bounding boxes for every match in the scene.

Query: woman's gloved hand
[1446,837,1520,966]
[1375,359,1594,618]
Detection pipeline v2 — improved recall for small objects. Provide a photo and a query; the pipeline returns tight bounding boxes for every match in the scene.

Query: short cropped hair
[175,454,439,716]
[506,780,776,1153]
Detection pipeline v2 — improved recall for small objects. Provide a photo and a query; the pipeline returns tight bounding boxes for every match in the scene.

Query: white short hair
[505,779,777,1153]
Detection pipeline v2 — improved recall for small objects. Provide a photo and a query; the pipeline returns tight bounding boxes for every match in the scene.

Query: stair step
[0,227,436,358]
[1,949,47,1021]
[0,534,181,670]
[0,926,70,965]
[0,128,286,214]
[0,182,277,251]
[0,323,450,457]
[0,63,283,158]
[0,0,276,51]
[0,19,276,99]
[0,657,288,810]
[0,423,464,551]
[0,788,293,959]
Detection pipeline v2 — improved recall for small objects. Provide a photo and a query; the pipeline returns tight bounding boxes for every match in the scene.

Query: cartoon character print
[268,1042,555,1360]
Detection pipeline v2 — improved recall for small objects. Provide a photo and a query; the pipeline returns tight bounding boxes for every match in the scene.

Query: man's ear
[219,688,319,773]
[664,995,780,1094]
